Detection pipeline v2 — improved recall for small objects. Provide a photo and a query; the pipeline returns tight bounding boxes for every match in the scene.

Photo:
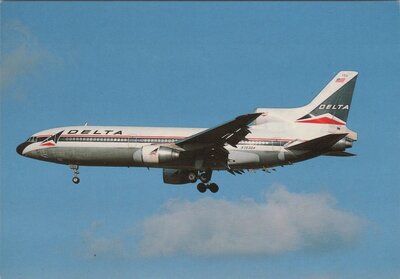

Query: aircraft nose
[16,142,30,156]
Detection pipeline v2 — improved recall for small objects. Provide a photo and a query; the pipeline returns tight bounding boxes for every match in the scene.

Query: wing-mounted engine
[163,168,193,184]
[133,145,180,164]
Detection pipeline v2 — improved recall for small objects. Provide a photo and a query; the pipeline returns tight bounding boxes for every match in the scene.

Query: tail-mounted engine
[133,145,180,164]
[331,138,353,151]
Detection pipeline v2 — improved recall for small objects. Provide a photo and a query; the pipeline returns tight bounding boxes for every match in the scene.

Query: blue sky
[1,2,399,279]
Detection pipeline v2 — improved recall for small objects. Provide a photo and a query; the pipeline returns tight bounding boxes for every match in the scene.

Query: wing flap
[225,127,251,147]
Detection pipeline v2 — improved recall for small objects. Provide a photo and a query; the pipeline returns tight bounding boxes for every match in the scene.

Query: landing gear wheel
[69,165,80,184]
[197,183,207,193]
[188,172,198,183]
[199,171,212,183]
[209,183,219,193]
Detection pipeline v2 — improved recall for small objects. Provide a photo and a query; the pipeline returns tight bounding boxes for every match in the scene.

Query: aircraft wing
[176,113,262,150]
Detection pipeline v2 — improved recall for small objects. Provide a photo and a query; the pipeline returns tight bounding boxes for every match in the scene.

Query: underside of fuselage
[18,145,303,170]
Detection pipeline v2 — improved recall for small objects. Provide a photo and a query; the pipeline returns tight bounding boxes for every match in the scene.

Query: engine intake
[133,145,180,164]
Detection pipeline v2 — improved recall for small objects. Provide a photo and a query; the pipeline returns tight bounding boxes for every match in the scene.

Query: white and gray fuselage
[17,120,356,170]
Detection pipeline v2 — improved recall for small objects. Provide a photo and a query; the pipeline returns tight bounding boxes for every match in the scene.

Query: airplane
[16,71,358,193]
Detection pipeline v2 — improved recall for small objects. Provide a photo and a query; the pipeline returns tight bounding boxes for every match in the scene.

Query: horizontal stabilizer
[287,133,348,151]
[323,151,356,157]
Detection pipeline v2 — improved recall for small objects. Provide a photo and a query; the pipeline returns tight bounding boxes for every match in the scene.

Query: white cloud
[139,186,365,257]
[0,20,59,94]
[82,221,127,259]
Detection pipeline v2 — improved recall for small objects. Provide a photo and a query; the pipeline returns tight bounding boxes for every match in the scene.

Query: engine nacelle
[133,145,180,164]
[163,168,192,184]
[331,138,353,151]
[228,151,260,166]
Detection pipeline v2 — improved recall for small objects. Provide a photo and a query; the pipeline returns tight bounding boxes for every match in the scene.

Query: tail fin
[297,71,358,125]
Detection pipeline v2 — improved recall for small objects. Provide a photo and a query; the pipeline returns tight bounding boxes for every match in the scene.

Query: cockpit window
[26,136,46,143]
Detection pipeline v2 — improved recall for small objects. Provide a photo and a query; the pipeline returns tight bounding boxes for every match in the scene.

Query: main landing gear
[189,170,219,193]
[197,182,219,193]
[70,165,80,184]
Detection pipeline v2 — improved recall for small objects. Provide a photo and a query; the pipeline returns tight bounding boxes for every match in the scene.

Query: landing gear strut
[70,165,80,184]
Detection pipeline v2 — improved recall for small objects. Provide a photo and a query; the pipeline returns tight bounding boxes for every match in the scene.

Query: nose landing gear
[70,165,80,184]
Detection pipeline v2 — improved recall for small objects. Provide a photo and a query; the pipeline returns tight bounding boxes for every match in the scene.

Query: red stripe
[297,117,345,125]
[41,142,56,146]
[247,137,292,141]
